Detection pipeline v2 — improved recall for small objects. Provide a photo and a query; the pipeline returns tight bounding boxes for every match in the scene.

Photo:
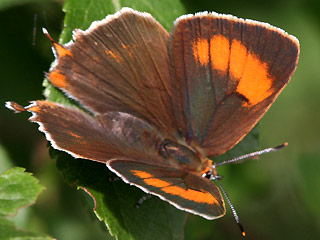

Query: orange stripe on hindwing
[162,186,218,204]
[132,170,153,179]
[131,170,218,204]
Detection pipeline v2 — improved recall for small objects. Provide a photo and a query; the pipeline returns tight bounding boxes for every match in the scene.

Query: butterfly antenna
[215,142,288,167]
[216,179,246,237]
[32,13,38,46]
[42,27,56,43]
[135,194,152,208]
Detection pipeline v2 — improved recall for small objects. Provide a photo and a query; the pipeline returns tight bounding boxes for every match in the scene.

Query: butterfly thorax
[159,139,214,176]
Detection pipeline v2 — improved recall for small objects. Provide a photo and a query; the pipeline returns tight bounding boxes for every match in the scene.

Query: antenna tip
[42,28,56,43]
[238,222,246,237]
[275,142,288,150]
[42,27,48,35]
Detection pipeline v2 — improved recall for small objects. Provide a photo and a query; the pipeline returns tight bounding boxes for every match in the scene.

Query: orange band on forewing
[229,39,247,79]
[210,35,230,71]
[48,71,67,88]
[193,39,209,66]
[231,39,273,105]
[209,35,274,106]
[54,43,72,58]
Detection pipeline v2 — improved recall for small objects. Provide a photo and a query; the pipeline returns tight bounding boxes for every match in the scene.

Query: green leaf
[60,0,116,43]
[0,168,44,216]
[60,0,186,43]
[0,216,53,240]
[118,0,186,31]
[0,167,52,239]
[0,144,13,173]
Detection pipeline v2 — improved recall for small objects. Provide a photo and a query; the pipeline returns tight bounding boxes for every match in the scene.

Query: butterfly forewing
[48,8,179,138]
[171,13,299,156]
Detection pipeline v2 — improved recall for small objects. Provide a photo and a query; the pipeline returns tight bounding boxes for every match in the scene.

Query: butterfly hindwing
[171,13,299,156]
[107,159,225,220]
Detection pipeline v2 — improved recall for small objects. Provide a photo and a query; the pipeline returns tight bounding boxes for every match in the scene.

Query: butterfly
[6,7,299,234]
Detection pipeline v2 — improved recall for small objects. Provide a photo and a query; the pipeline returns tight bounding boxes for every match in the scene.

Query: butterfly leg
[135,194,152,208]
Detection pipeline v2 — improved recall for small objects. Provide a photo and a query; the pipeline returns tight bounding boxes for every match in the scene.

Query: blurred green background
[1,0,319,239]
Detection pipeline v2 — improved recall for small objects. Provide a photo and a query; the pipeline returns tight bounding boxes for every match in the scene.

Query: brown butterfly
[6,8,299,235]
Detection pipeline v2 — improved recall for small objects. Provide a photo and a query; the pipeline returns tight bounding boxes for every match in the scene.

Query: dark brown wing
[7,100,171,165]
[48,8,178,138]
[107,159,225,220]
[170,12,299,157]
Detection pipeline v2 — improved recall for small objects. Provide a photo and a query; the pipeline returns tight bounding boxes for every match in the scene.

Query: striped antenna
[215,143,288,168]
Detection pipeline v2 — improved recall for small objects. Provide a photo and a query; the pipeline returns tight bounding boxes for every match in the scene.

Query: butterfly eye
[201,171,211,179]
